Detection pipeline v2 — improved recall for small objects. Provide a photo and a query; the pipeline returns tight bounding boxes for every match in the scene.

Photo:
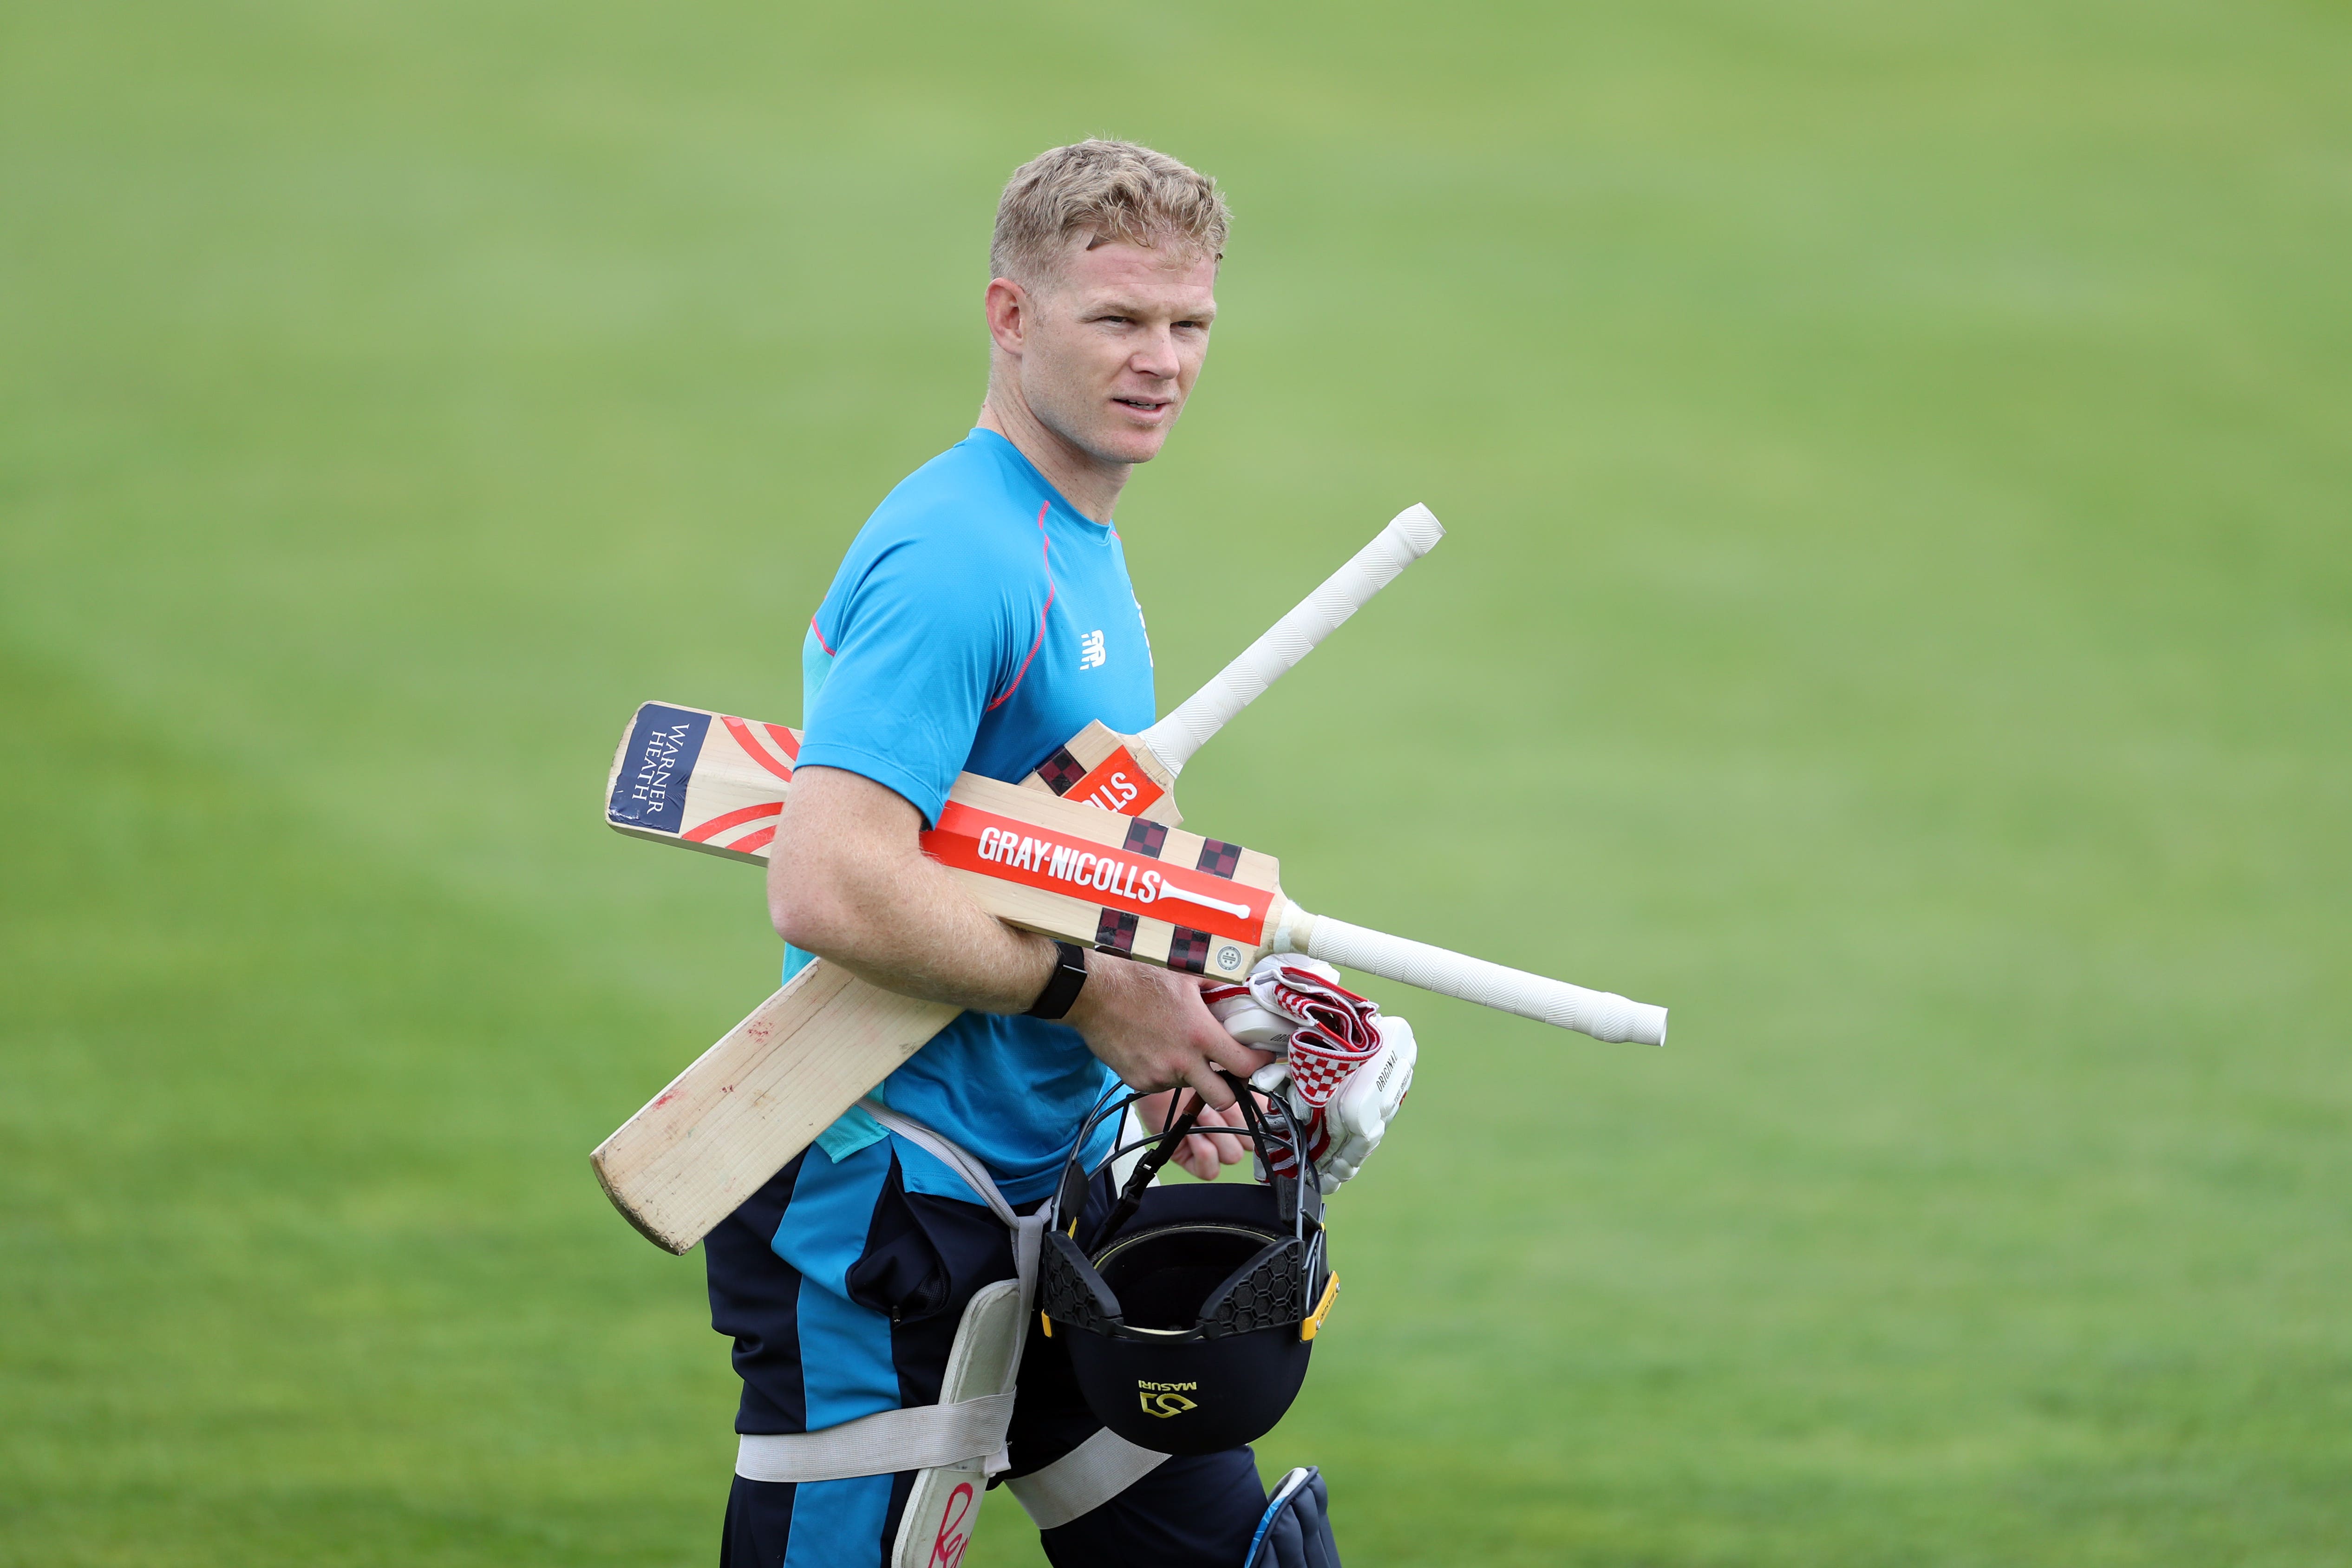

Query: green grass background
[4,1,2348,1563]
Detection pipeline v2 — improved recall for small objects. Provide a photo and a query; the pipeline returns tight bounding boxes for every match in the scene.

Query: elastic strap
[1003,1427,1171,1530]
[861,1098,1019,1226]
[735,1395,1018,1483]
[1090,1090,1209,1246]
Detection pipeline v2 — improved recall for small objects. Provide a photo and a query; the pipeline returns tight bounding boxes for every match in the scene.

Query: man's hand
[1066,959,1274,1110]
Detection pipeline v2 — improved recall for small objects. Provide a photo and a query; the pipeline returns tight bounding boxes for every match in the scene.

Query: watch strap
[1025,940,1090,1020]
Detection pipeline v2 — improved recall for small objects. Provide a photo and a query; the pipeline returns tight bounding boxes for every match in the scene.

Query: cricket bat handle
[1138,503,1445,775]
[1276,908,1668,1046]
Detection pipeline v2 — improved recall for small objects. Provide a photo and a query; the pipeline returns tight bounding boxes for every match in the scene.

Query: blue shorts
[707,1146,1269,1568]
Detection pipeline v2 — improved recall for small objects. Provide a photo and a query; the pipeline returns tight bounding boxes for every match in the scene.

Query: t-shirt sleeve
[796,530,1028,825]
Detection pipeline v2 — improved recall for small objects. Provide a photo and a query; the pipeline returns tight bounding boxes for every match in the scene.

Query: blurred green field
[4,1,2348,1564]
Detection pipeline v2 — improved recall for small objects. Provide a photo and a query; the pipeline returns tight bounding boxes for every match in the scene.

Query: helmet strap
[1091,1089,1212,1247]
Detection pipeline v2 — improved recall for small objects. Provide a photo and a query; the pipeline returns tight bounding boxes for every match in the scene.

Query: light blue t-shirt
[787,429,1153,1203]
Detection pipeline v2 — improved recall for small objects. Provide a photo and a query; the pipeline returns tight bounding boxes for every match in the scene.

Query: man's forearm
[770,764,1271,1101]
[768,766,1057,1014]
[787,851,1057,1014]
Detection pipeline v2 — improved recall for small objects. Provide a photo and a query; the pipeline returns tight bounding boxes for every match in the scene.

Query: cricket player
[708,139,1393,1568]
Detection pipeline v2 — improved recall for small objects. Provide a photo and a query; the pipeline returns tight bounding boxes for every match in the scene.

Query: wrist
[1060,946,1128,1031]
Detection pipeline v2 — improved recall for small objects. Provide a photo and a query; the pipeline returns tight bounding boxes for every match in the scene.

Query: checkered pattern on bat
[1167,927,1213,974]
[1037,747,1088,795]
[1095,908,1139,955]
[1196,839,1242,878]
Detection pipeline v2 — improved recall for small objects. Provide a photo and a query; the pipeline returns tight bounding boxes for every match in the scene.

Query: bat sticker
[610,704,712,833]
[924,804,1270,944]
[1167,928,1213,974]
[1062,748,1166,817]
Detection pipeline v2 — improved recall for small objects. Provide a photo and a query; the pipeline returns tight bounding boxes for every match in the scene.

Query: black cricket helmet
[1039,1078,1338,1456]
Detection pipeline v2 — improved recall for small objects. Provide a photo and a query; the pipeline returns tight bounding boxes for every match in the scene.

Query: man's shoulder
[817,433,1050,635]
[862,431,1045,548]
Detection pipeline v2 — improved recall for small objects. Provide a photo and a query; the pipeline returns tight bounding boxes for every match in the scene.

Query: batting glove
[1210,957,1414,1191]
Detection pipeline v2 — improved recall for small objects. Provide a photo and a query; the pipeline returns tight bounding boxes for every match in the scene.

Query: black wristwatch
[1025,940,1090,1020]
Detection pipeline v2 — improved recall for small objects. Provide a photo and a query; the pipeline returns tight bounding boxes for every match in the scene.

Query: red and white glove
[1205,957,1417,1190]
[1313,1014,1415,1186]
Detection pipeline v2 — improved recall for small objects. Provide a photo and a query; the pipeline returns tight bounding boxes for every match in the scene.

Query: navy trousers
[706,1140,1267,1567]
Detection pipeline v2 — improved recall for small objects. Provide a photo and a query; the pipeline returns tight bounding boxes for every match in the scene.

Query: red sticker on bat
[721,715,799,783]
[682,800,782,848]
[923,803,1268,944]
[1063,748,1165,817]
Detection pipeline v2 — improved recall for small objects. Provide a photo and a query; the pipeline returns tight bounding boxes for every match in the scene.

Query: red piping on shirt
[987,501,1055,712]
[807,614,837,657]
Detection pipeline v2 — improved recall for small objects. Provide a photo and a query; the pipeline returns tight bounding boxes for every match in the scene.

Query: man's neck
[976,392,1127,523]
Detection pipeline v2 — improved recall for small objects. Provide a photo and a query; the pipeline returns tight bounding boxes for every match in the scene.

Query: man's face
[1006,238,1217,468]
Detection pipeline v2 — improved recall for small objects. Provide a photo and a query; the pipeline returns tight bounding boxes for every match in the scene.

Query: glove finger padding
[1247,961,1381,1107]
[1217,1004,1303,1049]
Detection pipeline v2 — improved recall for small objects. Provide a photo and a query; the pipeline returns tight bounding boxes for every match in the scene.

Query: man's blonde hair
[990,139,1229,287]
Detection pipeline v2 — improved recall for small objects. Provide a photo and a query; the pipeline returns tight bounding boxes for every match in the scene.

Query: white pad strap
[861,1098,1046,1410]
[736,1395,1018,1483]
[1004,1427,1172,1529]
[741,1101,1048,1493]
[861,1098,1019,1226]
[738,1100,1173,1527]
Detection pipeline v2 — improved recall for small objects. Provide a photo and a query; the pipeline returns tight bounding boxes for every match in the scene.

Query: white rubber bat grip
[1138,503,1444,775]
[1286,912,1668,1046]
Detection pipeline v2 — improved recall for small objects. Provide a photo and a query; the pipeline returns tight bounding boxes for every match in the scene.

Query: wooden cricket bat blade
[591,960,960,1253]
[606,700,802,864]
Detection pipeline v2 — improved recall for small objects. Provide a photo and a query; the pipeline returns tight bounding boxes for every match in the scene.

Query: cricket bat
[595,507,1451,1252]
[613,704,1669,1039]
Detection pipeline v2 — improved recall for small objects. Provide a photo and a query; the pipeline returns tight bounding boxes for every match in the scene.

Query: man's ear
[984,277,1031,357]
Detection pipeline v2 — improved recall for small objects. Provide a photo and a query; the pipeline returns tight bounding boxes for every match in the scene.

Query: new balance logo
[1078,629,1106,669]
